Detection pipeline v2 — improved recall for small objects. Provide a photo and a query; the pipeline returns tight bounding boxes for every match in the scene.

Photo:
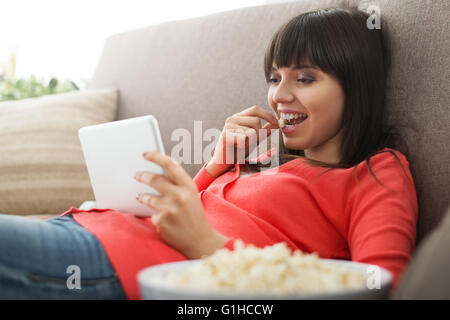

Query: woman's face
[267,60,345,164]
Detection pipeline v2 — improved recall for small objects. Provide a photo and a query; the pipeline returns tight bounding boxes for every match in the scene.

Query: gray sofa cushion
[394,206,450,299]
[88,0,449,244]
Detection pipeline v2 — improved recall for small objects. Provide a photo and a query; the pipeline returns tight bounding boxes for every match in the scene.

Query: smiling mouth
[278,112,308,128]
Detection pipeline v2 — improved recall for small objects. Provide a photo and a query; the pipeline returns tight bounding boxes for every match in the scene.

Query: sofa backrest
[88,0,450,242]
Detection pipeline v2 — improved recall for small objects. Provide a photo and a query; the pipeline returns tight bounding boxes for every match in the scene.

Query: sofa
[10,0,450,298]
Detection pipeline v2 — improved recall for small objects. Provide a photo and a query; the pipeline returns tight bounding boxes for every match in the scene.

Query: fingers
[215,130,247,165]
[137,193,173,212]
[150,209,172,234]
[236,105,278,126]
[225,123,276,149]
[231,115,263,132]
[226,106,278,144]
[262,122,280,135]
[141,152,194,189]
[151,211,162,229]
[134,171,179,196]
[225,129,247,144]
[226,129,257,155]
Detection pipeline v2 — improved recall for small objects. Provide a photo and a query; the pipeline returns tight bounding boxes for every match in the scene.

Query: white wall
[0,0,267,84]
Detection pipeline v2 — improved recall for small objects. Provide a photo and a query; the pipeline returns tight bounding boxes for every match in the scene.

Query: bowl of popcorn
[138,241,392,300]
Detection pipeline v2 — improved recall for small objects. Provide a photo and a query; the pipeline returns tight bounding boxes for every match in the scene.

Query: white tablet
[78,115,166,217]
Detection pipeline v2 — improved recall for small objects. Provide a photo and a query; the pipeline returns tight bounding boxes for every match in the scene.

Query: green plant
[0,75,80,101]
[0,52,82,102]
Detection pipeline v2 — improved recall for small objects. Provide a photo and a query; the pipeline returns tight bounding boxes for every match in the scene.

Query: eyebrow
[271,65,319,71]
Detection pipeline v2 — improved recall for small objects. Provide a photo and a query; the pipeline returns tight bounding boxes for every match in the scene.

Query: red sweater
[61,147,418,299]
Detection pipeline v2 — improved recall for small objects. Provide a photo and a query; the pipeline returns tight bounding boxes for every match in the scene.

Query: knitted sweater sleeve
[347,155,418,290]
[193,161,217,192]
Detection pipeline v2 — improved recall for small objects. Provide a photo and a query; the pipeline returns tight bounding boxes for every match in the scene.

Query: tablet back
[78,115,166,217]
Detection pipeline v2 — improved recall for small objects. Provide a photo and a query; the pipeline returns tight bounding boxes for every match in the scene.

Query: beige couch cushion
[0,89,118,215]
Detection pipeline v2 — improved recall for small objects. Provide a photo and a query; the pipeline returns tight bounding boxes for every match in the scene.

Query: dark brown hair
[246,7,410,186]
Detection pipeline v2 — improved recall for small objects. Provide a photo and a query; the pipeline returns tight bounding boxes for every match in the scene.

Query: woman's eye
[267,77,314,84]
[298,78,314,84]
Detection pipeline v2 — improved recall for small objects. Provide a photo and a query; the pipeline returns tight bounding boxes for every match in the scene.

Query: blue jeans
[0,213,127,299]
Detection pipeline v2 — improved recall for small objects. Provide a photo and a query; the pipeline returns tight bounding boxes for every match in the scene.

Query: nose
[271,80,295,104]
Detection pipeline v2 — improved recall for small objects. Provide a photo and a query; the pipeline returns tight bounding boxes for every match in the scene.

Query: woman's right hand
[205,105,279,178]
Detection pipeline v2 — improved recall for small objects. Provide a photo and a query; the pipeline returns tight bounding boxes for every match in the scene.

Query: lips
[277,110,308,134]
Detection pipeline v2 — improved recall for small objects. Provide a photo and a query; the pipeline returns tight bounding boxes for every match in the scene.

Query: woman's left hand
[134,151,229,259]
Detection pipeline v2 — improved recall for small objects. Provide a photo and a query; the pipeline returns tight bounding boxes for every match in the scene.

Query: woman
[0,8,418,299]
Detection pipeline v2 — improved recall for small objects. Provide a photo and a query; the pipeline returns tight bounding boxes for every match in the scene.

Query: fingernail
[141,194,150,203]
[134,172,141,180]
[143,151,154,158]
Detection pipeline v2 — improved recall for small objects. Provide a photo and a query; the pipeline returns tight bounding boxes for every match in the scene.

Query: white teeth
[280,112,307,120]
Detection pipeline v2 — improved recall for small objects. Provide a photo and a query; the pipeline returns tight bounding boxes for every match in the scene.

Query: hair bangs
[264,11,339,82]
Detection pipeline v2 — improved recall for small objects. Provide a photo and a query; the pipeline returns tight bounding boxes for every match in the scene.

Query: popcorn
[153,241,366,295]
[278,118,286,128]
